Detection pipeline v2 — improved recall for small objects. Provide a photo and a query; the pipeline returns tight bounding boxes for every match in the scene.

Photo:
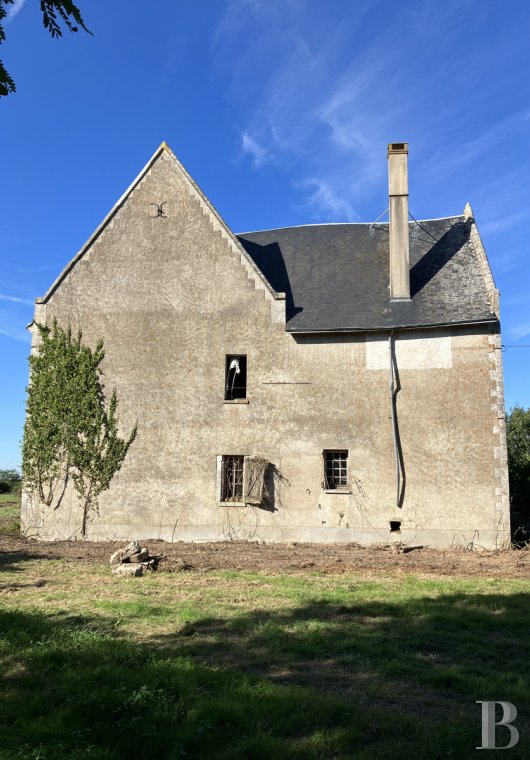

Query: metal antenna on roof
[369,208,389,228]
[408,211,438,243]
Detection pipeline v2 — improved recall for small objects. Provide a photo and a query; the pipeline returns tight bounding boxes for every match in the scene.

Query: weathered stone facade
[22,144,510,548]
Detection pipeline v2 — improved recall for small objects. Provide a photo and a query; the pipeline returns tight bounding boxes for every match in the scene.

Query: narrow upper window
[324,450,348,490]
[225,355,247,400]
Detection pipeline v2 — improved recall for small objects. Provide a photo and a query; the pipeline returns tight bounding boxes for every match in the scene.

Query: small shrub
[22,321,137,536]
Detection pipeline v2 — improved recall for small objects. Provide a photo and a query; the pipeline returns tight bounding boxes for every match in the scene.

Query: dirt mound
[0,534,528,578]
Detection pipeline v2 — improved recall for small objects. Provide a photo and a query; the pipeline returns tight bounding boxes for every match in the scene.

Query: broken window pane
[225,355,247,400]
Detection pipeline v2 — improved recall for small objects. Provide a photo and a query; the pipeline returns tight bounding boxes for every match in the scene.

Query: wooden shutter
[244,457,267,505]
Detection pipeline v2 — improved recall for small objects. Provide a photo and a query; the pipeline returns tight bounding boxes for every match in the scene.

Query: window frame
[224,354,248,401]
[218,454,246,505]
[323,449,350,493]
[216,455,267,506]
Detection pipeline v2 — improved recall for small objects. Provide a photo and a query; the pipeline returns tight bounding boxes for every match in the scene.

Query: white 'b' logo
[477,701,519,750]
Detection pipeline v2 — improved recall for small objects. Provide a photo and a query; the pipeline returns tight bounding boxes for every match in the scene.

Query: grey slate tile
[237,217,496,332]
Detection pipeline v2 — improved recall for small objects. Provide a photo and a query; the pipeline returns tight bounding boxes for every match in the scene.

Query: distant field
[0,486,20,536]
[0,491,20,505]
[0,495,529,758]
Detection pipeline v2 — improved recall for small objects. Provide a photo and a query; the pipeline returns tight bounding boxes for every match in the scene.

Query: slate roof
[237,216,497,332]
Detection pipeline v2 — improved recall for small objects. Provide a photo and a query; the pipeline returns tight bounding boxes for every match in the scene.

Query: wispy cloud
[13,264,58,274]
[5,0,26,22]
[0,294,34,306]
[241,131,270,168]
[0,327,30,343]
[213,0,530,227]
[0,291,34,344]
[481,209,530,236]
[212,0,485,220]
[510,324,530,341]
[296,177,357,222]
[424,110,530,185]
[0,307,31,343]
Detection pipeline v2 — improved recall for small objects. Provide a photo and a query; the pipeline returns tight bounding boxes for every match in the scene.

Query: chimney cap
[388,142,408,155]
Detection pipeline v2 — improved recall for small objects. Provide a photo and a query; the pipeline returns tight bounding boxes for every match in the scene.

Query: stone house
[22,142,510,548]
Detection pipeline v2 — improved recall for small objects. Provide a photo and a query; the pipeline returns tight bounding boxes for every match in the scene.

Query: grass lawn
[0,488,21,535]
[0,497,528,758]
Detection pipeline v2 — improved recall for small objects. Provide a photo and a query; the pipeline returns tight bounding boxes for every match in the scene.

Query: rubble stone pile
[110,540,159,576]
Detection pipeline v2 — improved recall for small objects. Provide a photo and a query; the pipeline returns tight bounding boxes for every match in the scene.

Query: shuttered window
[243,457,267,504]
[219,455,267,505]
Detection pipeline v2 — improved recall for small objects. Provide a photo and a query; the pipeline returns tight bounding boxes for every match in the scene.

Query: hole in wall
[390,520,401,533]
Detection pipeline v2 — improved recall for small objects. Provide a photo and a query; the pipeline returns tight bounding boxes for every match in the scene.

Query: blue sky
[1,0,529,469]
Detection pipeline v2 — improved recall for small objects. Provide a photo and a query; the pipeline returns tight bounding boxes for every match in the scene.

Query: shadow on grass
[168,593,530,700]
[0,549,61,573]
[0,593,529,759]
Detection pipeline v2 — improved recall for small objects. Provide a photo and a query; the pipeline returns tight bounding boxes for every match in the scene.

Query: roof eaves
[236,215,466,236]
[285,316,499,335]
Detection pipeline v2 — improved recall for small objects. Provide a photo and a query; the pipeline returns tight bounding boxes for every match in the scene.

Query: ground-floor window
[221,455,245,502]
[324,450,348,489]
[218,455,267,505]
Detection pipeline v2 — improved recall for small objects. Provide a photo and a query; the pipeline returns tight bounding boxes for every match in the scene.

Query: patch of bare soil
[0,534,528,578]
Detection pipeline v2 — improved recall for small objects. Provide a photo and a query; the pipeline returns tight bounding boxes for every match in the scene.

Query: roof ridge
[237,215,465,236]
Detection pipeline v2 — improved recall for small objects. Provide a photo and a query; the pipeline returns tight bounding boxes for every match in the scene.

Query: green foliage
[22,321,137,536]
[0,468,21,483]
[0,487,21,533]
[506,405,530,518]
[0,469,21,494]
[0,0,91,97]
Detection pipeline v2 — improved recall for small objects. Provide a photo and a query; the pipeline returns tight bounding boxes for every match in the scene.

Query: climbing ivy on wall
[22,321,137,536]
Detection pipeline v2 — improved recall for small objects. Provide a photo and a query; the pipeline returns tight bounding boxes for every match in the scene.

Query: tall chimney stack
[388,143,410,300]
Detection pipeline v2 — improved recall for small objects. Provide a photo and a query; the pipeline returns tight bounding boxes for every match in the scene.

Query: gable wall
[22,154,509,548]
